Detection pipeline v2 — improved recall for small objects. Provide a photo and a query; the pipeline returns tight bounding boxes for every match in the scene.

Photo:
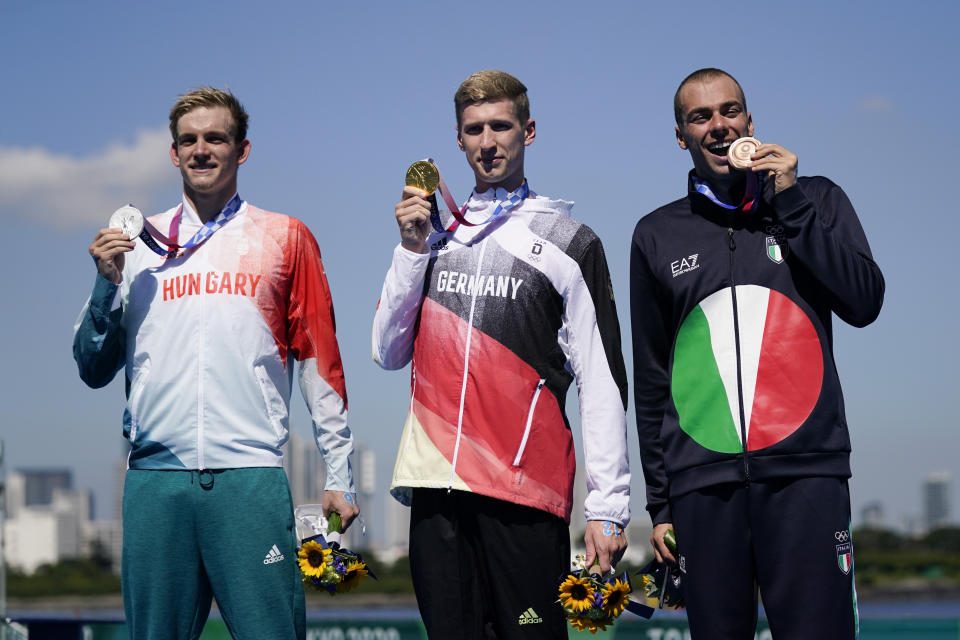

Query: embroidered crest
[765,236,787,264]
[836,542,853,575]
[764,224,788,264]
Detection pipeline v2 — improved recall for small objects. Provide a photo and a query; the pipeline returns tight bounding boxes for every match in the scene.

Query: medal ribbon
[692,173,759,212]
[139,194,243,258]
[427,158,530,233]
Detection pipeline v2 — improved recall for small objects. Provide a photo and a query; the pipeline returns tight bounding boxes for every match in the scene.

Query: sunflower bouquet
[634,528,685,610]
[294,504,376,595]
[557,529,686,633]
[557,554,639,634]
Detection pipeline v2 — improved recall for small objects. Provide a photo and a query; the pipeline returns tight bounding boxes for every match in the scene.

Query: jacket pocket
[125,360,152,444]
[254,364,287,440]
[512,379,546,467]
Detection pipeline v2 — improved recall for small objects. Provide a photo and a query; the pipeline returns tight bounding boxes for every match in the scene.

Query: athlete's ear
[237,139,251,165]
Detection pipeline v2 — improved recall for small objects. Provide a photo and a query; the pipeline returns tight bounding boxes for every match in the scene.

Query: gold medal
[405,160,440,195]
[727,137,762,170]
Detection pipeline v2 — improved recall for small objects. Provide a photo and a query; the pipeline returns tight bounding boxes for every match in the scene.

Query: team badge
[836,542,853,574]
[835,530,853,575]
[765,236,787,264]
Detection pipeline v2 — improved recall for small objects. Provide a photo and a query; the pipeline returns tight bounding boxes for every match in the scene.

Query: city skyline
[2,1,959,548]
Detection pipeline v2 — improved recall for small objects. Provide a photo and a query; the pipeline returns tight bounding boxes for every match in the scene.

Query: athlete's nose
[480,125,496,150]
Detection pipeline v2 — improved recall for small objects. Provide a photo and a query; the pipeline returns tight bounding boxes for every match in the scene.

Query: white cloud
[0,129,177,230]
[859,96,896,113]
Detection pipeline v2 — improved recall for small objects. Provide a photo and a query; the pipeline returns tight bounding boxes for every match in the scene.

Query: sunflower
[568,615,590,632]
[601,577,631,618]
[297,540,331,578]
[335,560,369,593]
[569,614,611,635]
[558,575,595,613]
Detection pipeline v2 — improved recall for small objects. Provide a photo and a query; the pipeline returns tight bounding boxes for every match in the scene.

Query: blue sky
[2,0,957,543]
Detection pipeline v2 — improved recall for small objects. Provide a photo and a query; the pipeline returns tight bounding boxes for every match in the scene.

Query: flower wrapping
[294,504,376,595]
[634,558,684,610]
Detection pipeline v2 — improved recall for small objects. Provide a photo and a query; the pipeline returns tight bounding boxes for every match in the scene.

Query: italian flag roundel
[672,285,824,453]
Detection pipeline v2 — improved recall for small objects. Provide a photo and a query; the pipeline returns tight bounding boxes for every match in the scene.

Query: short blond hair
[169,87,249,144]
[454,70,530,128]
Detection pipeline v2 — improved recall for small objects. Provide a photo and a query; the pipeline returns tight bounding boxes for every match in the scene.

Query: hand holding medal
[728,136,799,194]
[394,161,441,254]
[89,205,141,284]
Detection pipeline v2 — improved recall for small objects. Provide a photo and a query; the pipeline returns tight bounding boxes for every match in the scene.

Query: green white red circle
[671,285,823,453]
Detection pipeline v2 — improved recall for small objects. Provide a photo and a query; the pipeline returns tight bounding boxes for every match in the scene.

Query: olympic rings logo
[835,531,850,542]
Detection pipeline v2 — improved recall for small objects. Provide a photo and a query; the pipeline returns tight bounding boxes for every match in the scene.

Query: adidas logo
[263,544,285,565]
[517,607,543,625]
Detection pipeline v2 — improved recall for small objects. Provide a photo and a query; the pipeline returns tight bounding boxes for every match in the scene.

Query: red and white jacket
[74,197,354,492]
[373,189,629,524]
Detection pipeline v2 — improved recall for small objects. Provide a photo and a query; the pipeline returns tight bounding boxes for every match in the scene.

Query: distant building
[861,501,884,528]
[2,469,122,575]
[283,432,325,508]
[923,472,951,531]
[3,472,91,574]
[5,469,75,519]
[380,493,411,564]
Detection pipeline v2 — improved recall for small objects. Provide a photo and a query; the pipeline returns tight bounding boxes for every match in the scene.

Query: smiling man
[73,87,357,639]
[373,70,630,639]
[630,68,885,638]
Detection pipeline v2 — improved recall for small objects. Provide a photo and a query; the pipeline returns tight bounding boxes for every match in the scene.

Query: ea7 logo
[671,254,700,278]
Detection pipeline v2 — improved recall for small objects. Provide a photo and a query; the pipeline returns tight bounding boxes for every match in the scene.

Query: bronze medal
[727,137,762,170]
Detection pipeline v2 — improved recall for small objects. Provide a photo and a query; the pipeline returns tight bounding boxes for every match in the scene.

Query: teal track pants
[121,468,305,639]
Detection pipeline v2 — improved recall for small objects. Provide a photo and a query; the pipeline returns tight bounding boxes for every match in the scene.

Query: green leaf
[664,529,677,554]
[327,511,343,534]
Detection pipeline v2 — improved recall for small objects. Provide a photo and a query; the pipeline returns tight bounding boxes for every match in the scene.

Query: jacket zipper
[513,379,546,466]
[126,360,152,445]
[448,236,489,490]
[197,279,206,470]
[728,227,750,482]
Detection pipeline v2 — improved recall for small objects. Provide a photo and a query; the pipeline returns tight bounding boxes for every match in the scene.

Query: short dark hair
[454,70,530,128]
[169,87,249,144]
[674,68,747,127]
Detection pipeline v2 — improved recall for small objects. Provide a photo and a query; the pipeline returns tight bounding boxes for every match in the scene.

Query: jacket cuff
[649,502,672,527]
[89,274,121,327]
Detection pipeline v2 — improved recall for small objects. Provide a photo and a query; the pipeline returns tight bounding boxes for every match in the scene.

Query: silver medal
[108,205,144,239]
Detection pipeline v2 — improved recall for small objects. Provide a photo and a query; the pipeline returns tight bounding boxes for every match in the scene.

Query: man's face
[170,106,249,200]
[458,98,535,193]
[675,76,753,184]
